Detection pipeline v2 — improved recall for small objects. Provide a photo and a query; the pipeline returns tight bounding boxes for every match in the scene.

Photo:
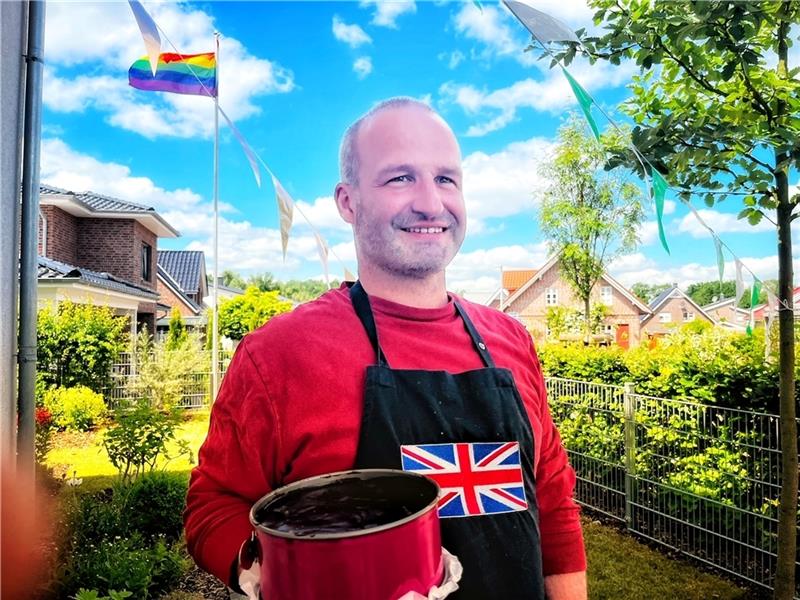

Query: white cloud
[453,4,535,66]
[332,16,372,48]
[39,138,356,278]
[294,197,351,233]
[447,243,550,302]
[360,0,416,28]
[40,138,204,213]
[440,59,636,137]
[438,50,465,70]
[353,56,373,79]
[636,221,659,247]
[462,137,556,224]
[43,2,295,140]
[677,209,775,238]
[609,252,783,290]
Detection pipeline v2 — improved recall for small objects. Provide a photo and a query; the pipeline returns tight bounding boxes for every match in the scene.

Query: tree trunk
[773,17,797,599]
[583,295,591,345]
[773,159,798,600]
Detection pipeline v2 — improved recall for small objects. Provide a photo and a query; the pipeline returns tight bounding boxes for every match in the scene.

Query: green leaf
[747,210,763,226]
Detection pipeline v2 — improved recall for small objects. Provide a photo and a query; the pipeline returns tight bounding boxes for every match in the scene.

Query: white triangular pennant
[314,232,330,287]
[128,0,162,75]
[271,175,294,261]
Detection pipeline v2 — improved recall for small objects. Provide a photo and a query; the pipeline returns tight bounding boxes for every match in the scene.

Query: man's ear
[334,183,356,225]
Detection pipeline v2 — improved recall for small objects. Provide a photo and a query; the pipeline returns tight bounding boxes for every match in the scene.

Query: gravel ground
[167,563,231,600]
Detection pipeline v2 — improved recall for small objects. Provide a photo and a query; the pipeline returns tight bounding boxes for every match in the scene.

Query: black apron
[349,282,545,600]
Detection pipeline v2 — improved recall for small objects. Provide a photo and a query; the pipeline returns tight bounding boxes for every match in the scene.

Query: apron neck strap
[349,281,495,369]
[453,300,495,368]
[349,281,387,366]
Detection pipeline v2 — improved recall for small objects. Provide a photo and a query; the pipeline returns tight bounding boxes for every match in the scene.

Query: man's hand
[544,571,587,600]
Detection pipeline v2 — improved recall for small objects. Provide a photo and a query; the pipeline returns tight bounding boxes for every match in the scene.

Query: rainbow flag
[128,52,217,97]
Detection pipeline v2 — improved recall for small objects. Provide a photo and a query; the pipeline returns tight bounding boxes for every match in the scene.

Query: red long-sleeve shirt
[184,285,585,584]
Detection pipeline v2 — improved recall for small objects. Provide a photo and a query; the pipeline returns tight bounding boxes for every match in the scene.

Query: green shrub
[539,343,628,384]
[103,403,190,483]
[540,327,780,412]
[74,590,133,600]
[42,386,106,431]
[37,301,128,392]
[60,480,189,599]
[123,471,188,543]
[62,535,186,599]
[129,330,208,410]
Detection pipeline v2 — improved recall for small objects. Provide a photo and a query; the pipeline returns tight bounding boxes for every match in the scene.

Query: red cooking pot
[243,469,448,600]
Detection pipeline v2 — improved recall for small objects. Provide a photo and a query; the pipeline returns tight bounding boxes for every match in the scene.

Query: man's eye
[437,176,456,185]
[388,175,412,183]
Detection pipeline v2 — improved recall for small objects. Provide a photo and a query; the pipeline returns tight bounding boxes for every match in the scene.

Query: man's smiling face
[345,105,466,280]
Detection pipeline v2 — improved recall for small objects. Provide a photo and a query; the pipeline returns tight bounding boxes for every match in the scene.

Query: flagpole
[211,32,220,402]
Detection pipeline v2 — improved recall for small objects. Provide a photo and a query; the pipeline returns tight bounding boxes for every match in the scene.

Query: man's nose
[410,178,445,217]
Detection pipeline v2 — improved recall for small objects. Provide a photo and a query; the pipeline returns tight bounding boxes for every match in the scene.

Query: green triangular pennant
[714,237,725,284]
[561,67,600,141]
[649,167,670,255]
[751,279,762,307]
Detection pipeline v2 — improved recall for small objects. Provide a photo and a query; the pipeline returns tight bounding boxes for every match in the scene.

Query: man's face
[339,106,466,280]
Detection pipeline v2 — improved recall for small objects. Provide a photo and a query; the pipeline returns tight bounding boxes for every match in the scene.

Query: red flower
[35,407,53,427]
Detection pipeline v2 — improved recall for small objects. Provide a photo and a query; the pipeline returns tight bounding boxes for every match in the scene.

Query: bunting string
[128,1,354,281]
[502,0,787,319]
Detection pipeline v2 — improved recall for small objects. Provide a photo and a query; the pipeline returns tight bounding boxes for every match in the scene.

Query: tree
[208,269,247,290]
[550,4,799,595]
[248,272,279,292]
[217,287,293,340]
[539,116,644,339]
[685,280,737,307]
[278,279,340,303]
[165,307,188,351]
[630,282,671,304]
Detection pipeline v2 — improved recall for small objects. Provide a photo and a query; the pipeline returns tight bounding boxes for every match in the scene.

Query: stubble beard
[354,212,462,280]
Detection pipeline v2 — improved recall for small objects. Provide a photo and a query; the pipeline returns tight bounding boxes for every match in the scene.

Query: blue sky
[40,1,794,301]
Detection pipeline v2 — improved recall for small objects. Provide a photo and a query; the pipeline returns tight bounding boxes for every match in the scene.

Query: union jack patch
[400,441,528,518]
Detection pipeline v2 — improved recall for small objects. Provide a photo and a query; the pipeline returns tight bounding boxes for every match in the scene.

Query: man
[184,97,587,599]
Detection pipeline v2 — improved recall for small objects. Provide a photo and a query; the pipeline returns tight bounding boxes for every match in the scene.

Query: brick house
[488,255,651,348]
[156,250,208,335]
[37,184,179,334]
[641,285,716,339]
[702,297,749,330]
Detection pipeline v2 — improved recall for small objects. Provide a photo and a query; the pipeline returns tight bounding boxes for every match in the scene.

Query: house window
[603,324,614,334]
[545,288,558,306]
[601,286,613,306]
[658,312,672,323]
[684,311,695,322]
[141,243,152,282]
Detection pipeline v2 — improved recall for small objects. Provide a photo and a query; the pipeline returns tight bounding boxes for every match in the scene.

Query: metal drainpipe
[39,208,46,256]
[18,0,46,475]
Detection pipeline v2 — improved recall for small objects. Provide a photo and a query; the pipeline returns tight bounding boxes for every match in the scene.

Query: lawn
[46,410,753,599]
[46,409,211,491]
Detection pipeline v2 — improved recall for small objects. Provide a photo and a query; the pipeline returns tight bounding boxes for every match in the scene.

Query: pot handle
[237,531,262,600]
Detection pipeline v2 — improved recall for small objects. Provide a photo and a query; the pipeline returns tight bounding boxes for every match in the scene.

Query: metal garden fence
[545,376,799,597]
[102,351,232,409]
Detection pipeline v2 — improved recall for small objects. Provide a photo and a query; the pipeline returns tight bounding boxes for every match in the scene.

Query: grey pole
[0,0,28,466]
[18,0,46,474]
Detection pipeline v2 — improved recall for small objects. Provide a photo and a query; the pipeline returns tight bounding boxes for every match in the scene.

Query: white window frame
[601,285,613,306]
[658,312,672,323]
[545,288,558,306]
[683,311,695,322]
